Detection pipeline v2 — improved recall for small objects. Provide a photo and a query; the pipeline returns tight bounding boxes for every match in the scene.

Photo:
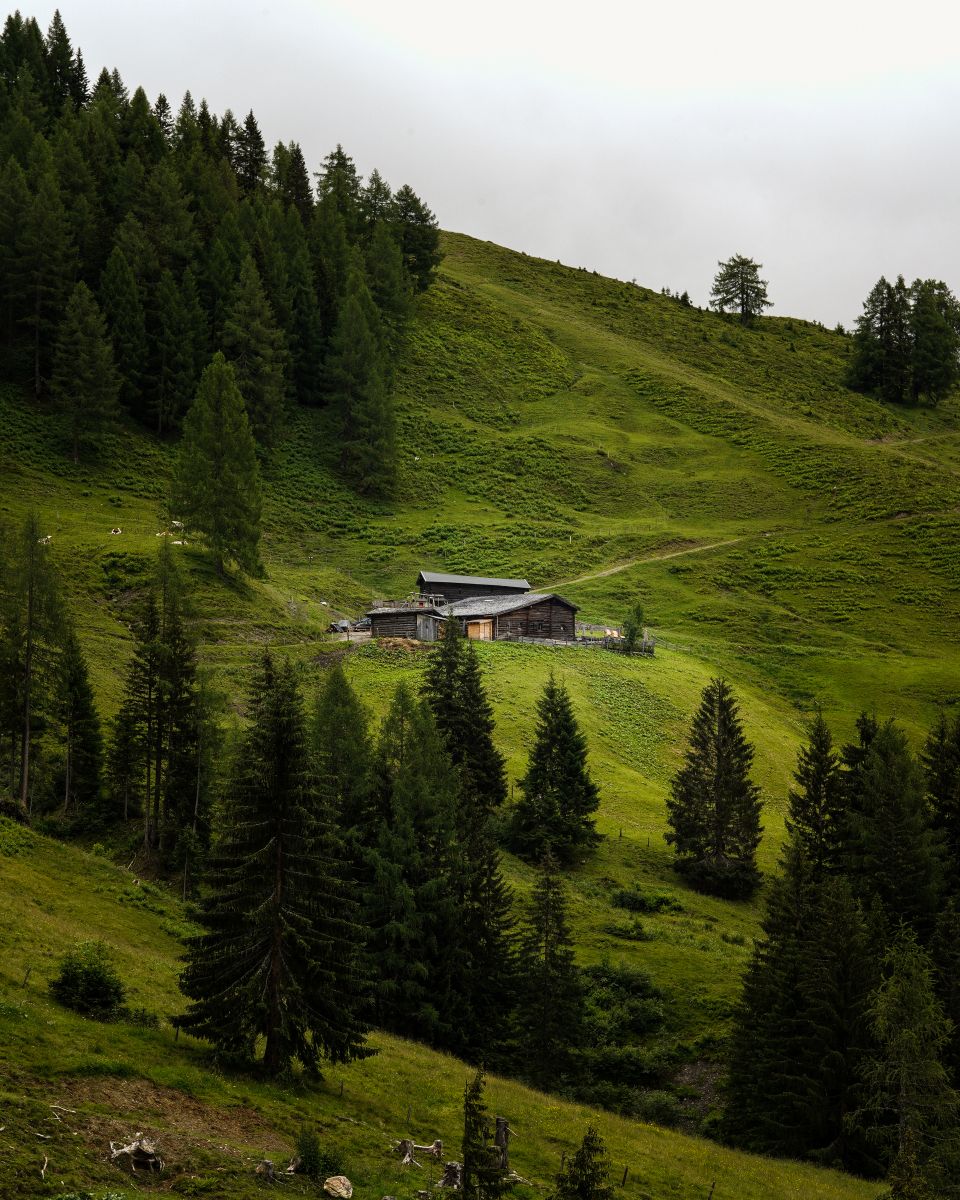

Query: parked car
[328,618,352,634]
[353,616,371,631]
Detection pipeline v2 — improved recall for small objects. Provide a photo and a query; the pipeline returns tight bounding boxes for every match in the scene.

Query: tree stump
[109,1132,164,1173]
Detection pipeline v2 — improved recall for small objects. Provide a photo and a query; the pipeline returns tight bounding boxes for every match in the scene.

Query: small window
[536,621,544,631]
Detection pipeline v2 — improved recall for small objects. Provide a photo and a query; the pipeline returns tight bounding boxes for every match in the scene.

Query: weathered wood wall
[496,599,576,641]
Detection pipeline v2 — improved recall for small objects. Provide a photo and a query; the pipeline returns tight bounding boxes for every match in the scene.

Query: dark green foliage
[365,219,411,367]
[621,602,645,653]
[858,931,960,1194]
[99,245,147,416]
[509,675,600,864]
[49,940,125,1019]
[665,678,763,899]
[222,255,287,449]
[327,258,396,496]
[515,854,586,1086]
[462,1068,507,1200]
[391,183,442,292]
[930,900,960,1084]
[724,851,878,1171]
[317,144,362,240]
[311,663,372,835]
[236,110,266,194]
[848,275,960,406]
[177,652,370,1074]
[422,618,507,813]
[0,512,64,813]
[17,135,76,395]
[787,710,845,879]
[922,711,960,894]
[547,1126,614,1200]
[172,353,262,575]
[55,621,102,820]
[844,720,942,935]
[710,254,772,325]
[51,281,120,461]
[151,269,198,435]
[363,684,460,1043]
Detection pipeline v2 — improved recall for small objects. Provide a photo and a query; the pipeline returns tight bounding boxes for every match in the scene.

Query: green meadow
[2,229,958,1196]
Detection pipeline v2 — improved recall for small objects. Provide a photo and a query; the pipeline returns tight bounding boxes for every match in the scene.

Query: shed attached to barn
[445,592,578,641]
[368,605,447,641]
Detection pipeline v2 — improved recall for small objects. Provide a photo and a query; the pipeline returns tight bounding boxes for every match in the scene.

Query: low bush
[49,941,126,1019]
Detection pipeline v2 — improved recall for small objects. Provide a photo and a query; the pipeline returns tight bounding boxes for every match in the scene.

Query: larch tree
[508,674,600,864]
[171,352,262,576]
[665,677,763,899]
[177,652,370,1075]
[709,254,772,325]
[51,280,120,462]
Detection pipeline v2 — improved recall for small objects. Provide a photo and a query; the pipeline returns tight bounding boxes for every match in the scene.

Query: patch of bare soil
[49,1076,291,1183]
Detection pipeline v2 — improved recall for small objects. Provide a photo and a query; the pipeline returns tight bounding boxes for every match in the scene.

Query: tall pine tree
[178,653,370,1073]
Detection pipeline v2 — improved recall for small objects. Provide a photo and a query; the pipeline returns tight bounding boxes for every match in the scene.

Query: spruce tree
[51,281,120,461]
[99,244,148,416]
[236,110,266,194]
[787,709,845,879]
[859,931,960,1194]
[365,219,411,366]
[845,720,942,935]
[177,652,370,1074]
[311,662,372,842]
[462,1068,507,1200]
[316,144,362,239]
[548,1127,614,1200]
[923,711,960,895]
[665,677,763,899]
[363,684,461,1043]
[56,621,102,821]
[151,268,197,434]
[515,854,585,1086]
[423,618,507,813]
[283,208,324,405]
[327,257,396,496]
[222,255,287,449]
[17,134,76,395]
[391,183,442,291]
[509,674,600,865]
[171,353,262,576]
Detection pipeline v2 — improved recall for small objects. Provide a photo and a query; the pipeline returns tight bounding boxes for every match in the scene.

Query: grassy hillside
[0,818,876,1200]
[2,229,959,1195]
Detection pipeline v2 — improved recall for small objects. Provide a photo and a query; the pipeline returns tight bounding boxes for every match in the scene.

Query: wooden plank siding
[495,598,576,641]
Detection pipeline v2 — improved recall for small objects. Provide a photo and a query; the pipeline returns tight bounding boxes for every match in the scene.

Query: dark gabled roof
[444,592,578,618]
[417,571,530,590]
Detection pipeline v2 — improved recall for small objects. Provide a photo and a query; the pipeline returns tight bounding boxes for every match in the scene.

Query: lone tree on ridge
[710,254,772,325]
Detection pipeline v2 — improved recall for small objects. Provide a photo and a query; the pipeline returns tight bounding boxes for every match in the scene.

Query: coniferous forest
[2,10,960,1200]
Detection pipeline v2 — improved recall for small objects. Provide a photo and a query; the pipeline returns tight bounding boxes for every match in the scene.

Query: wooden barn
[446,593,578,642]
[415,571,530,605]
[368,604,447,641]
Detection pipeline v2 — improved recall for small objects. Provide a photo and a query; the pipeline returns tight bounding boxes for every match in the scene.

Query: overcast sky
[36,1,960,327]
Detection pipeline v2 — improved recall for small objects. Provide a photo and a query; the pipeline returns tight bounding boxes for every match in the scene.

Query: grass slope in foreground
[0,819,875,1200]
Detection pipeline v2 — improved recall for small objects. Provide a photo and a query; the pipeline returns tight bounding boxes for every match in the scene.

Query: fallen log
[109,1131,164,1173]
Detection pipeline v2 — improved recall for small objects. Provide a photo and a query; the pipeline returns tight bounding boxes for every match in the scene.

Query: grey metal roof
[368,605,447,617]
[417,571,530,590]
[444,592,578,618]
